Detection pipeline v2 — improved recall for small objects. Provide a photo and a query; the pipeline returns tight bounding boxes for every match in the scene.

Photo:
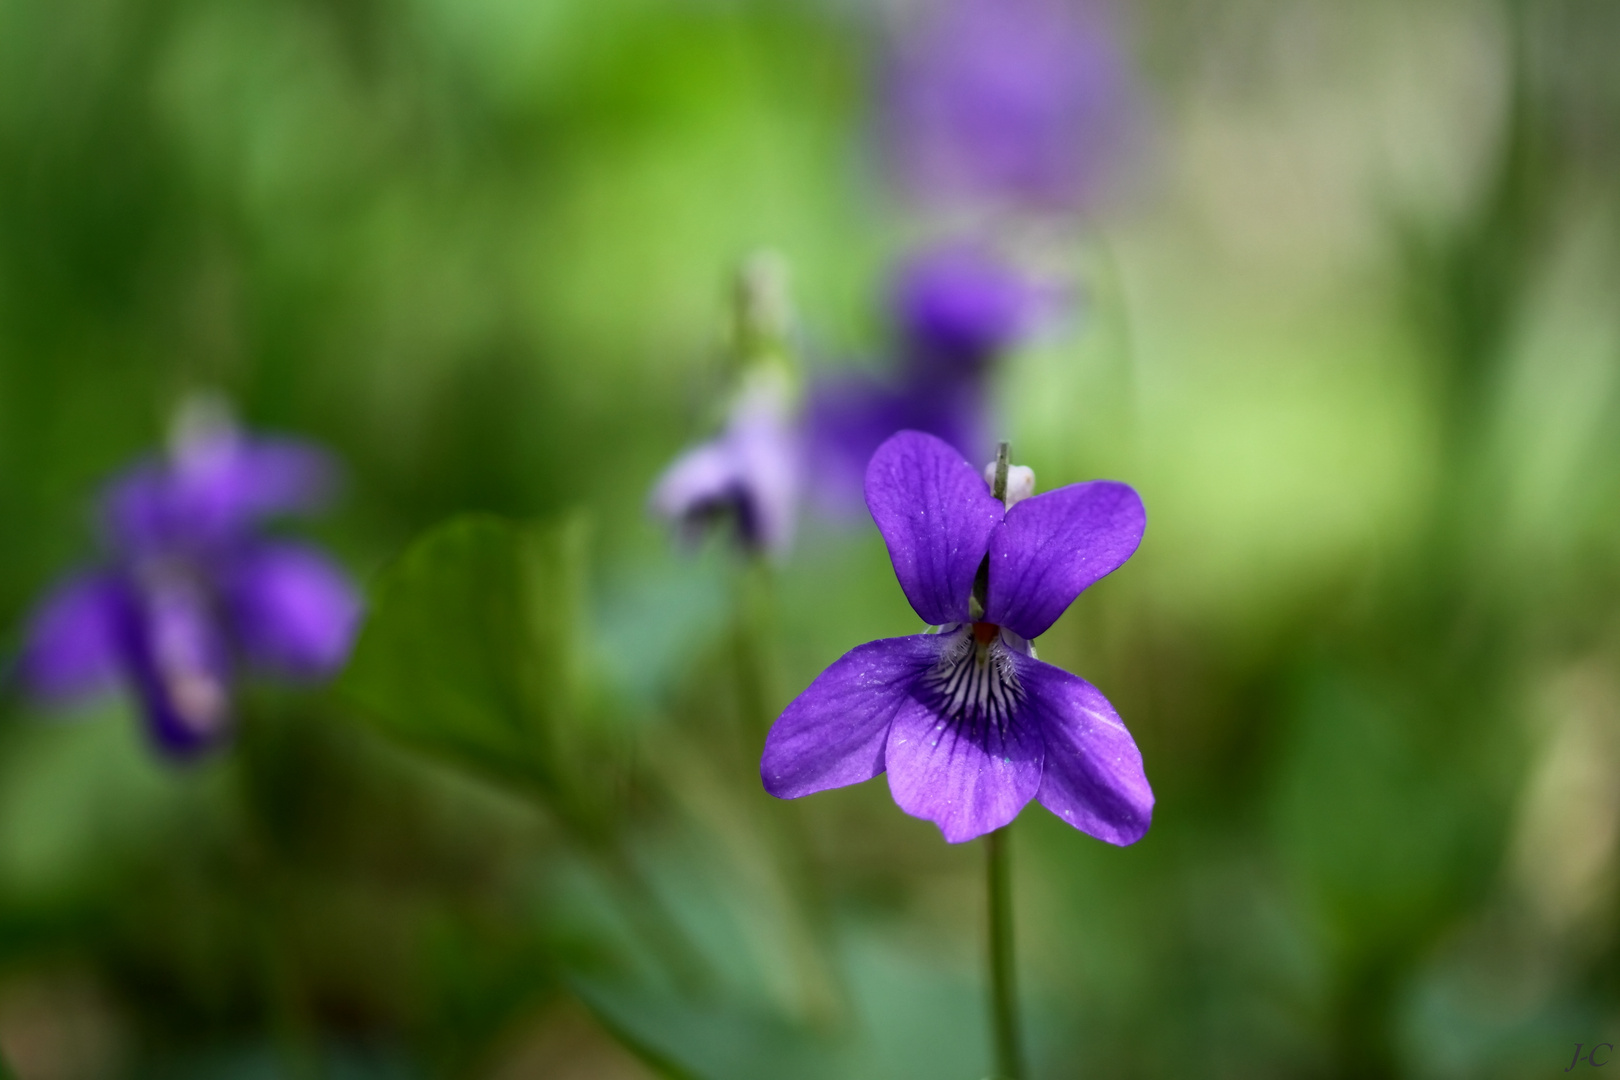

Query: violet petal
[114,571,235,757]
[1011,651,1151,845]
[762,634,942,799]
[894,243,1042,376]
[100,462,172,554]
[16,571,123,702]
[651,373,800,555]
[807,373,992,518]
[884,689,1044,843]
[223,542,362,679]
[102,438,335,554]
[864,430,1004,626]
[651,440,737,526]
[724,379,801,555]
[883,0,1139,211]
[169,437,336,545]
[985,479,1144,639]
[203,438,336,523]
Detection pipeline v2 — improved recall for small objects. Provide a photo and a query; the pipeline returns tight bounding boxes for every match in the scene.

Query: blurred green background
[1,0,1619,1076]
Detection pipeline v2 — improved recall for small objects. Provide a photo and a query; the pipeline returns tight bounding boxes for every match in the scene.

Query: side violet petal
[864,430,1004,626]
[884,688,1044,844]
[223,542,362,679]
[985,479,1144,640]
[1011,652,1152,846]
[728,381,802,557]
[17,571,124,702]
[650,439,740,528]
[762,635,942,799]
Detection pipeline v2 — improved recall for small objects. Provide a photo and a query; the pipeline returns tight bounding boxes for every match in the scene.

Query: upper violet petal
[171,437,336,543]
[985,479,1143,639]
[223,542,362,679]
[100,438,336,555]
[17,571,124,702]
[762,635,942,799]
[884,688,1044,843]
[212,438,337,522]
[864,430,1004,626]
[1011,652,1151,845]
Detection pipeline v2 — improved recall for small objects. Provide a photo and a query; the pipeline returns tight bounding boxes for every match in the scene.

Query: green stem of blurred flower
[986,826,1024,1080]
[733,560,850,1029]
[233,701,326,1080]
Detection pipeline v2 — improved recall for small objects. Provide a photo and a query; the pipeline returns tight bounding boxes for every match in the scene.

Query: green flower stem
[733,561,848,1029]
[986,825,1025,1080]
[233,703,323,1080]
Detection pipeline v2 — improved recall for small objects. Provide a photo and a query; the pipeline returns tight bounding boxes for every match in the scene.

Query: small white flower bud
[734,249,794,357]
[169,391,240,473]
[984,461,1036,509]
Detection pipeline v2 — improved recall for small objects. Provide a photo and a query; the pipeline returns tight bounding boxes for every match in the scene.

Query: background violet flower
[807,244,1048,512]
[650,366,801,558]
[15,399,362,757]
[882,0,1140,213]
[762,430,1150,843]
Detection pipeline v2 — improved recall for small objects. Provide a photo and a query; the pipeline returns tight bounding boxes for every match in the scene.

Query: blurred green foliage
[345,515,604,825]
[0,0,1618,1078]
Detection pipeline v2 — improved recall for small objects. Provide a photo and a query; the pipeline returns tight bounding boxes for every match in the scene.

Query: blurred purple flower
[883,0,1138,212]
[650,368,801,558]
[807,244,1048,511]
[16,400,361,757]
[762,431,1150,844]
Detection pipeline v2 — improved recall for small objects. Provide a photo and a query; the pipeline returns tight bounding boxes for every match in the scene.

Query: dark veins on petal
[916,625,1027,749]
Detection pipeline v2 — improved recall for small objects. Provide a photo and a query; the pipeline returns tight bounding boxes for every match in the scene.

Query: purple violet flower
[15,399,361,757]
[807,244,1046,512]
[650,367,802,558]
[762,430,1151,844]
[882,0,1139,213]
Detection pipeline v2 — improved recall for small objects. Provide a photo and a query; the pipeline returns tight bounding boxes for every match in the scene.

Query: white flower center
[920,624,1026,738]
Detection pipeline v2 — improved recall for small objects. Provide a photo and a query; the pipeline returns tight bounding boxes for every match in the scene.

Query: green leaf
[571,975,853,1080]
[343,513,595,817]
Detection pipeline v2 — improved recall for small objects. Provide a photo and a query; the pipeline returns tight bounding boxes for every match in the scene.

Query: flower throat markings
[922,623,1025,742]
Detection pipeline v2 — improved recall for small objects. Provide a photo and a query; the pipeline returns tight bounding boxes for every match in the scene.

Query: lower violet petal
[762,635,942,799]
[1011,653,1152,846]
[117,571,235,757]
[885,635,1044,842]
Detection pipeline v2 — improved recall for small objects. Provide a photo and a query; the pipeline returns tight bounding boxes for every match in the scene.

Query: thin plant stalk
[985,446,1025,1080]
[233,702,324,1080]
[986,827,1024,1079]
[732,560,849,1028]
